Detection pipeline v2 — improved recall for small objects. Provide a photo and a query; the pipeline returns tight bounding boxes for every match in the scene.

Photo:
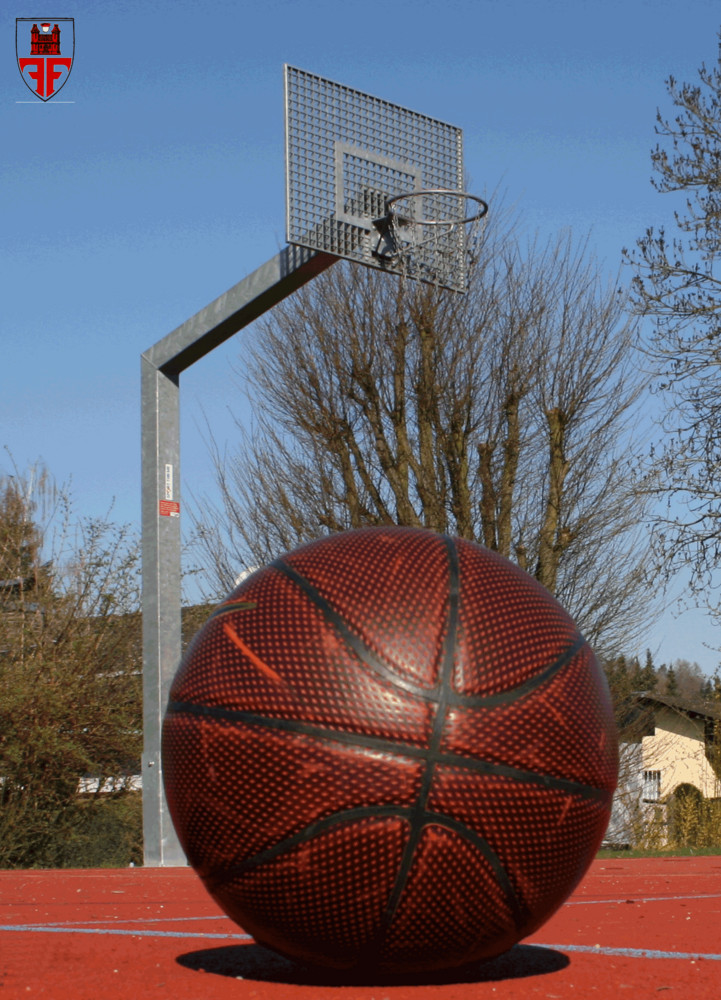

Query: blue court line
[538,943,721,961]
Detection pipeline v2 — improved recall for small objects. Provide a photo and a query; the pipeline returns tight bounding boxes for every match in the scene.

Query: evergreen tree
[666,666,679,696]
[634,648,658,690]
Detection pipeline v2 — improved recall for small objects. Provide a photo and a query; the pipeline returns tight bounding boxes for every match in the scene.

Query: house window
[643,770,661,802]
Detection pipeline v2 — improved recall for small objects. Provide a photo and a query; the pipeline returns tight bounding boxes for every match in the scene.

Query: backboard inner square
[335,143,422,229]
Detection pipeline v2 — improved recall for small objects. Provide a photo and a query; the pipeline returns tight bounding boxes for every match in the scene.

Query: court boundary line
[4,921,721,962]
[566,892,721,905]
[537,943,721,961]
[0,923,251,940]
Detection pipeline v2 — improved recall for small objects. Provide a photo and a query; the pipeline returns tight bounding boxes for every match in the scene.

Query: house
[606,692,721,847]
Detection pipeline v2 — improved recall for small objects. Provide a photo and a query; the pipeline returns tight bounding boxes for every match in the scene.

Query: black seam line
[451,634,588,708]
[423,811,527,931]
[204,805,414,889]
[167,700,611,803]
[168,698,429,753]
[205,806,526,931]
[420,537,523,934]
[208,600,257,619]
[270,557,437,701]
[371,534,462,950]
[257,558,587,711]
[441,753,611,803]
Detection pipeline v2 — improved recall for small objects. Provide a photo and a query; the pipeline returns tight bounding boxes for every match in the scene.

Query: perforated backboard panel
[285,66,467,290]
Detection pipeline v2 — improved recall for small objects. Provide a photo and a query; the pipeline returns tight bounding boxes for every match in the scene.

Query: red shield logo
[16,18,75,102]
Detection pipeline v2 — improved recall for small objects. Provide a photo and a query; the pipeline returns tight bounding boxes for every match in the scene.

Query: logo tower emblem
[16,18,75,101]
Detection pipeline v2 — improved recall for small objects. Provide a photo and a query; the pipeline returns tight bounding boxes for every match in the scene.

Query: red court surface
[1,856,720,999]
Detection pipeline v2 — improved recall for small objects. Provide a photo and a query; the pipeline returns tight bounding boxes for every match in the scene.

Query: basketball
[162,527,618,974]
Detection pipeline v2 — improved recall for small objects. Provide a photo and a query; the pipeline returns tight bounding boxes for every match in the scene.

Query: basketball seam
[422,810,528,929]
[268,555,588,709]
[368,533,463,954]
[204,806,527,930]
[458,635,586,707]
[204,806,415,886]
[270,557,436,700]
[166,700,612,802]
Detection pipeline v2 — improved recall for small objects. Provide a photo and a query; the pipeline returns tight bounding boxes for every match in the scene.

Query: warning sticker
[159,500,180,518]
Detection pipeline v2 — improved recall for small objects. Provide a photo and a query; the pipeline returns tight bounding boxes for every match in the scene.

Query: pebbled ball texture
[162,527,618,974]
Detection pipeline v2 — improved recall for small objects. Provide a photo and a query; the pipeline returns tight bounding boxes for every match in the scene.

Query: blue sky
[3,0,721,673]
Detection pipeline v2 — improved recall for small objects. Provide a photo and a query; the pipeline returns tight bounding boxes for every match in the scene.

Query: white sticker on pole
[160,464,179,515]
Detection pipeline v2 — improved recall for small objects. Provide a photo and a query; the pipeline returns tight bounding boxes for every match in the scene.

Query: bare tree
[626,33,721,622]
[191,219,656,655]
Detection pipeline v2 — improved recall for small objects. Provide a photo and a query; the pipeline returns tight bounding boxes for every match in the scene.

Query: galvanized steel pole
[141,246,335,865]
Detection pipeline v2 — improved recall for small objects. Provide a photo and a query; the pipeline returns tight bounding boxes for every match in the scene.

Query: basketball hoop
[371,188,488,286]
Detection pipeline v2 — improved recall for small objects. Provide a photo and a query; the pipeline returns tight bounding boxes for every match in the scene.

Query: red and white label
[159,500,180,518]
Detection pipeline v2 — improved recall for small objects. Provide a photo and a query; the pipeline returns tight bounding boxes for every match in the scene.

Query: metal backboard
[285,65,467,290]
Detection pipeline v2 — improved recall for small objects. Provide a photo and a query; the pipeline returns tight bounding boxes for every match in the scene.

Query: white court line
[9,914,229,927]
[0,924,251,941]
[567,892,721,905]
[537,943,721,961]
[3,923,721,961]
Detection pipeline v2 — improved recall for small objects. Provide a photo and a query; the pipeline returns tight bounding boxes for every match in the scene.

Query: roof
[633,690,721,723]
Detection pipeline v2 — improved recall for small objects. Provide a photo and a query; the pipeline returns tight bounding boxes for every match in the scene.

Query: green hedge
[1,792,143,869]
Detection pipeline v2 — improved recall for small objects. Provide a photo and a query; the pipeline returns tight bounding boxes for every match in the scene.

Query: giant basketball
[162,527,618,973]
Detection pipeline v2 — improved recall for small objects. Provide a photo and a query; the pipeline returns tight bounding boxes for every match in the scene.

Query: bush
[668,785,721,851]
[0,463,142,868]
[54,793,143,869]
